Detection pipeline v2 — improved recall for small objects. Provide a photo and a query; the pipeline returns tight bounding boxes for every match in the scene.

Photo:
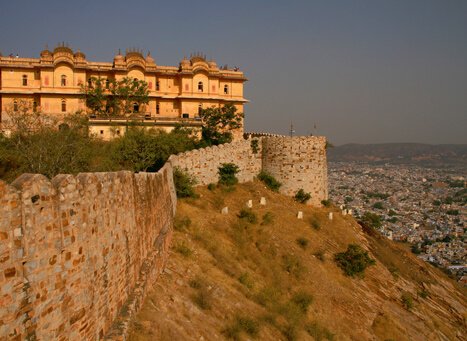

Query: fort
[0,133,327,340]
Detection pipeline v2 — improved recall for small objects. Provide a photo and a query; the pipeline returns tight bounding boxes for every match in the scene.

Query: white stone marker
[297,211,303,219]
[342,210,347,216]
[260,197,266,205]
[328,212,333,220]
[339,204,344,210]
[347,209,353,216]
[247,200,253,208]
[221,207,229,214]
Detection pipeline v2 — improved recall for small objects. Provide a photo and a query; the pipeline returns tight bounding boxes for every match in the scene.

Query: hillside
[128,181,466,341]
[327,143,467,166]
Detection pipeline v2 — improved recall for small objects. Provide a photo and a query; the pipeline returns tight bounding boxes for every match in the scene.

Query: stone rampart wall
[169,138,263,185]
[170,135,328,206]
[262,136,328,206]
[0,164,176,340]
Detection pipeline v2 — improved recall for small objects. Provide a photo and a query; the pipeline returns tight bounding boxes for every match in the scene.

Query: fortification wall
[171,135,328,206]
[0,164,176,340]
[261,136,328,206]
[169,138,262,185]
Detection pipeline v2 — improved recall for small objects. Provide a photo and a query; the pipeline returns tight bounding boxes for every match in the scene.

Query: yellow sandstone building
[0,44,247,138]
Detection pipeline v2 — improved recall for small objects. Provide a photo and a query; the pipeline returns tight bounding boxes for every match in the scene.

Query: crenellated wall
[170,135,328,205]
[0,164,176,340]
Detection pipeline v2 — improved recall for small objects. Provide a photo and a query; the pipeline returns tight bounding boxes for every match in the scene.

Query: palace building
[0,44,247,138]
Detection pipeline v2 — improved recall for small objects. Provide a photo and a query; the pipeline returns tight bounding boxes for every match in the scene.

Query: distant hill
[328,143,467,166]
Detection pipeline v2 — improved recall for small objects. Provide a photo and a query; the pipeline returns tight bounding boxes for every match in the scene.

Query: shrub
[361,211,382,229]
[296,237,309,249]
[261,212,274,225]
[291,291,313,313]
[314,250,325,262]
[174,216,191,231]
[321,199,332,207]
[310,216,321,230]
[223,315,260,339]
[238,209,258,224]
[305,322,334,340]
[174,242,193,257]
[401,292,414,310]
[207,183,216,191]
[295,189,311,204]
[257,171,282,192]
[446,209,459,216]
[372,202,384,209]
[238,272,254,289]
[250,138,259,153]
[418,289,429,299]
[173,167,197,198]
[218,163,239,186]
[282,254,305,278]
[192,287,212,310]
[334,244,376,277]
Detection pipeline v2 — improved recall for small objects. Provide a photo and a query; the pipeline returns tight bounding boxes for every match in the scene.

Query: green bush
[310,216,321,230]
[401,292,414,310]
[372,202,384,209]
[291,291,313,313]
[238,209,258,224]
[207,183,216,191]
[361,212,382,229]
[314,250,325,262]
[294,189,311,204]
[174,216,191,231]
[261,212,274,225]
[250,138,259,153]
[218,163,239,186]
[305,322,334,340]
[174,241,193,257]
[223,315,260,339]
[296,237,309,249]
[173,167,197,198]
[321,199,332,207]
[257,171,282,192]
[334,244,376,277]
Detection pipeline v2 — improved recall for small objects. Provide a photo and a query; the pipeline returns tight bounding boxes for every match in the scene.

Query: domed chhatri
[0,46,247,140]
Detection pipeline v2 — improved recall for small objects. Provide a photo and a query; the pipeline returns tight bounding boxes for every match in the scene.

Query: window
[100,130,104,135]
[182,113,189,119]
[156,104,160,114]
[88,78,92,87]
[33,101,37,112]
[61,75,67,86]
[22,75,28,86]
[156,81,160,91]
[198,103,202,115]
[61,99,66,112]
[13,100,18,112]
[105,79,110,89]
[133,102,139,113]
[198,81,203,92]
[224,84,229,94]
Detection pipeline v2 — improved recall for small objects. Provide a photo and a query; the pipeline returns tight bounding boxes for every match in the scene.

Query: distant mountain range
[327,143,467,166]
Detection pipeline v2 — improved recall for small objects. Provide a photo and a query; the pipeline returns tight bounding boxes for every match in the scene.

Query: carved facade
[0,44,247,138]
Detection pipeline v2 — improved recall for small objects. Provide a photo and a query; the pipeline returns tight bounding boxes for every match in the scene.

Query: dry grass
[128,180,467,341]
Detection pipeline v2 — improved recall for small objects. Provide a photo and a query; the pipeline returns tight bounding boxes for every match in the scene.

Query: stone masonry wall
[169,138,263,185]
[262,136,328,206]
[170,135,328,206]
[0,164,176,340]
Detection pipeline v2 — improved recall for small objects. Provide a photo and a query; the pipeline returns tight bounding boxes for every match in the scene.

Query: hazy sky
[1,0,466,145]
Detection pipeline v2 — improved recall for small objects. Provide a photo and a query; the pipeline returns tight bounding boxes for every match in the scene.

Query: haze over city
[1,0,466,145]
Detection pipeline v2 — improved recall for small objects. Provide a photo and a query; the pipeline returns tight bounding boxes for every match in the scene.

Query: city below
[329,161,466,284]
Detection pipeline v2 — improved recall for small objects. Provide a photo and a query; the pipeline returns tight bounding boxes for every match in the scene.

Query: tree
[81,77,149,117]
[199,104,243,145]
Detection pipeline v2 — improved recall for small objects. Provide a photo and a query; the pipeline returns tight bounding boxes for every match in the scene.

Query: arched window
[198,81,203,92]
[88,78,92,87]
[61,75,67,86]
[22,75,28,86]
[224,84,229,94]
[13,100,18,112]
[156,104,160,114]
[105,79,110,89]
[33,101,37,112]
[61,99,66,112]
[156,81,160,91]
[133,102,139,113]
[198,103,202,115]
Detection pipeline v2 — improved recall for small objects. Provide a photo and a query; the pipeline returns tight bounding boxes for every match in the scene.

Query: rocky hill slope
[128,182,466,341]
